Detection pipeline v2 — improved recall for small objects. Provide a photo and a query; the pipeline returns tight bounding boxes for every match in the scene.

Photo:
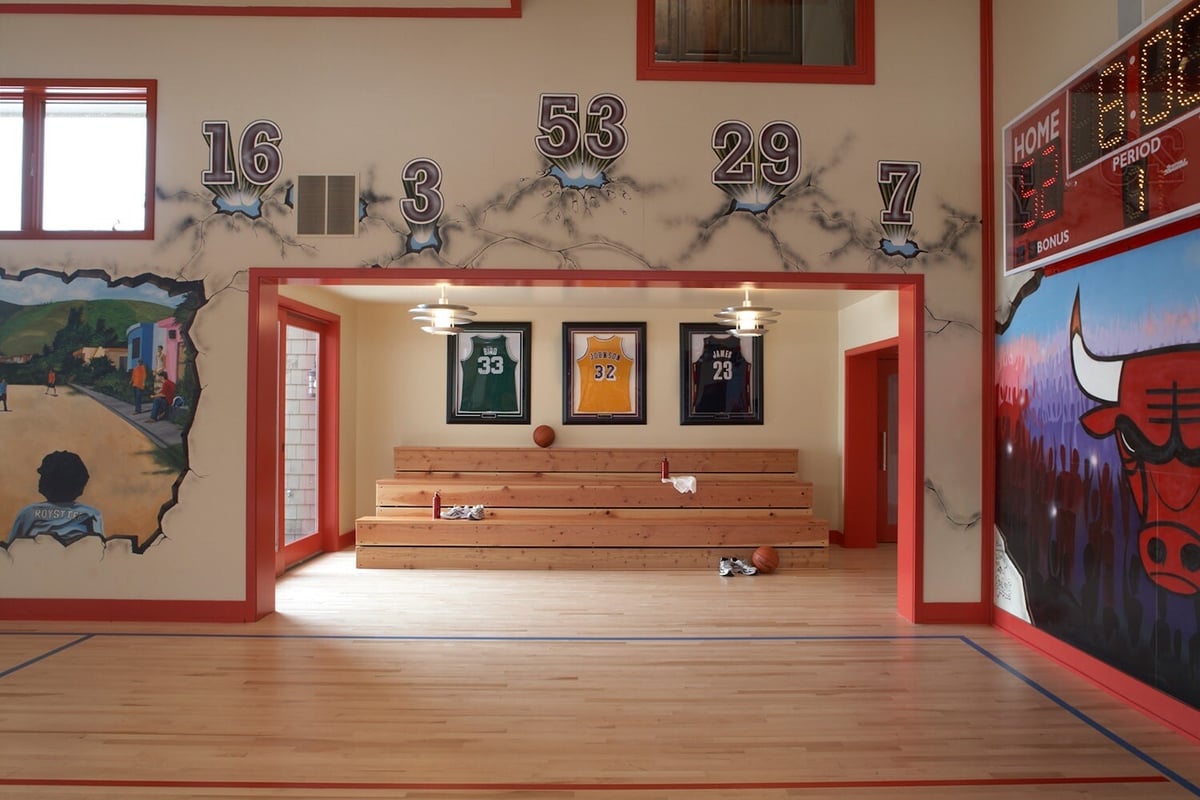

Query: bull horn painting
[1069,289,1122,403]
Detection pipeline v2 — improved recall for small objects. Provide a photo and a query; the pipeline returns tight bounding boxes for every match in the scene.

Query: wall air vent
[296,174,358,236]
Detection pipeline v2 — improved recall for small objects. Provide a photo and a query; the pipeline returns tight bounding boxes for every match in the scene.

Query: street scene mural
[0,271,202,553]
[996,229,1200,709]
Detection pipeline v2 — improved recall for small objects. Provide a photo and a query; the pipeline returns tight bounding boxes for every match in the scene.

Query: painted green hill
[0,299,175,356]
[0,299,21,329]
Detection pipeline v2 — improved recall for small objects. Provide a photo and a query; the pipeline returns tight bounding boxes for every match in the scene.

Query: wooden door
[876,353,899,543]
[275,301,340,575]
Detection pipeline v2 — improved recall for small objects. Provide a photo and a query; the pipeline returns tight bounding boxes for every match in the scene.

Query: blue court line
[1,630,1194,795]
[960,635,1200,798]
[0,634,92,679]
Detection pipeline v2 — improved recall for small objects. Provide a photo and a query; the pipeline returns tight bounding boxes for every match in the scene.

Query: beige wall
[0,0,985,605]
[834,292,900,525]
[277,293,843,527]
[993,1,1127,316]
[991,0,1180,607]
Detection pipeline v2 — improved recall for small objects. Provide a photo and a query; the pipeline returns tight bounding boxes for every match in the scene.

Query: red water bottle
[432,491,441,519]
[661,457,670,479]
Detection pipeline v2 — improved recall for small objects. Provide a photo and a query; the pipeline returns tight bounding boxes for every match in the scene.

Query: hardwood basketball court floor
[1,545,1198,799]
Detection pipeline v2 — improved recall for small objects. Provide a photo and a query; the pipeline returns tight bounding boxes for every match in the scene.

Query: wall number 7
[877,161,921,226]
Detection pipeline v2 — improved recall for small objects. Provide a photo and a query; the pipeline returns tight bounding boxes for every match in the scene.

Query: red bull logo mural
[1070,292,1200,596]
[995,230,1200,713]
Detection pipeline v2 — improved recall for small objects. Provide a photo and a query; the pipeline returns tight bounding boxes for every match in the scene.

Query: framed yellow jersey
[563,322,646,424]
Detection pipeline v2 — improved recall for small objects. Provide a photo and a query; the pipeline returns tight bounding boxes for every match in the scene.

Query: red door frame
[246,268,928,622]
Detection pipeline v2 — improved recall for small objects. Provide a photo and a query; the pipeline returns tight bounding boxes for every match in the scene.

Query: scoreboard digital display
[1004,0,1200,274]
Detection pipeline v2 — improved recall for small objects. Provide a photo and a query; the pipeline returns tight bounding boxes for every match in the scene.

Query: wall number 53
[535,93,629,161]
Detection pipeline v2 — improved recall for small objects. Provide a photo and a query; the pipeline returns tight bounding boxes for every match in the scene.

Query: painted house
[126,317,182,382]
[155,316,183,381]
[125,320,159,377]
[74,345,126,370]
[0,0,1197,746]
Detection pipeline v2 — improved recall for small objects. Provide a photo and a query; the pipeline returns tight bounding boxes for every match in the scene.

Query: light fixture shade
[715,289,780,337]
[409,286,476,335]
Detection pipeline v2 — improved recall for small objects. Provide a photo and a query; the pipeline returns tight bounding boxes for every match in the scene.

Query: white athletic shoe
[467,504,485,520]
[718,557,734,577]
[731,558,757,576]
[440,505,468,520]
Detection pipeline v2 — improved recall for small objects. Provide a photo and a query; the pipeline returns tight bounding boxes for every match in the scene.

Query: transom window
[638,0,873,84]
[0,79,156,239]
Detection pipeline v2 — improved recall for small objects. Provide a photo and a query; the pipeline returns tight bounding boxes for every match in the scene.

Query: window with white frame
[0,80,156,239]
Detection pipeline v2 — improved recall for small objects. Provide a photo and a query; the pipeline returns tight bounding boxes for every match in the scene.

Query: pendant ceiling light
[715,288,780,337]
[409,285,476,335]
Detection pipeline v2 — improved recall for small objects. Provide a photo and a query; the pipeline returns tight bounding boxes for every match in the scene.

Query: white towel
[662,475,697,494]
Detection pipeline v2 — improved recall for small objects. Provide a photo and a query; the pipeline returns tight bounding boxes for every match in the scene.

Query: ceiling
[316,283,883,312]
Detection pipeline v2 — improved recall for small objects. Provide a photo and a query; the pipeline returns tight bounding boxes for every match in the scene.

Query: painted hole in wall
[0,268,204,554]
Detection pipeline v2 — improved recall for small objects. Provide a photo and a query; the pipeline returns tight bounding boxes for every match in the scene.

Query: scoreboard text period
[1004,0,1200,275]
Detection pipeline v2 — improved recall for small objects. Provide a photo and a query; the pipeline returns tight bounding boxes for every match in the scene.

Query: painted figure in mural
[44,368,57,396]
[0,375,8,412]
[1069,291,1200,597]
[149,371,176,422]
[130,359,147,414]
[7,451,104,546]
[155,344,166,375]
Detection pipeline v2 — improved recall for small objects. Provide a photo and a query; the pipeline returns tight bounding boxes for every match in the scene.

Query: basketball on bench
[752,545,780,574]
[533,425,555,448]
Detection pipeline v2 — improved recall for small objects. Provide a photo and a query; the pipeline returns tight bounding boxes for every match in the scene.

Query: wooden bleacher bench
[355,447,829,570]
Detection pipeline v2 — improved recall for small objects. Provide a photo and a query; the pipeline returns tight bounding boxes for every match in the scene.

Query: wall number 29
[711,120,801,186]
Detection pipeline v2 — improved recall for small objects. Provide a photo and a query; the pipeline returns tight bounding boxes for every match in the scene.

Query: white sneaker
[467,504,485,520]
[731,558,757,576]
[440,505,468,519]
[718,557,734,577]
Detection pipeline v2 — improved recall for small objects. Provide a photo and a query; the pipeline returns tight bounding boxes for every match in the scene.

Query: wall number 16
[201,119,283,186]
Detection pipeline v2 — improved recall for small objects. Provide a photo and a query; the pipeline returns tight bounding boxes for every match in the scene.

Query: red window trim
[0,78,156,241]
[0,1,520,16]
[636,0,875,85]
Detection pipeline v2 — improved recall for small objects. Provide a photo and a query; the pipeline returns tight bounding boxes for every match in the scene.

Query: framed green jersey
[446,322,531,424]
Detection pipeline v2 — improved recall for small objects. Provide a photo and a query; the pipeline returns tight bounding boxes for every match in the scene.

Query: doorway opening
[247,267,925,621]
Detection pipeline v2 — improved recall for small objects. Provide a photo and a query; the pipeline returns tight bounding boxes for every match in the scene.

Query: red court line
[0,775,1171,791]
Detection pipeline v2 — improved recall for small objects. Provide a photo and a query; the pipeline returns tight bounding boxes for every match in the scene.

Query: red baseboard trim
[0,775,1170,791]
[915,601,990,625]
[0,599,253,623]
[994,609,1200,742]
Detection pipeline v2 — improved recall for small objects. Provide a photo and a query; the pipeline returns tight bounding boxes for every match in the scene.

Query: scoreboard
[1004,0,1200,274]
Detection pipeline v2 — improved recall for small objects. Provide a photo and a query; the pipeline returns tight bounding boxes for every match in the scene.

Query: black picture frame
[446,322,532,424]
[679,323,763,425]
[562,322,646,424]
